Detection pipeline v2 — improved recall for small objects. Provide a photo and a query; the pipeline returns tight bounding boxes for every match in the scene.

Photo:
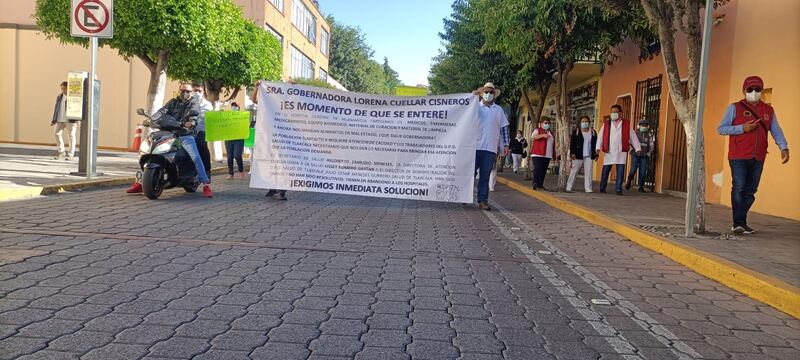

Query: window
[292,0,317,43]
[319,68,328,81]
[265,25,283,49]
[291,46,314,79]
[268,0,284,12]
[320,28,330,57]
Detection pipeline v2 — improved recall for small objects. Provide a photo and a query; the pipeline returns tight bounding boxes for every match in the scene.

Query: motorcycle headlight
[152,140,173,154]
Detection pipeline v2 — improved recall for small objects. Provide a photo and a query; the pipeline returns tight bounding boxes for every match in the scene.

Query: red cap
[743,76,763,90]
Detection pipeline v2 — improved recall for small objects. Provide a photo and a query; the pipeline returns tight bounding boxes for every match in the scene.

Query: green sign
[205,111,250,142]
[245,128,256,148]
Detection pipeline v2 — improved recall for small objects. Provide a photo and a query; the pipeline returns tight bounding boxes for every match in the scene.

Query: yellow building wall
[263,0,330,80]
[719,0,800,220]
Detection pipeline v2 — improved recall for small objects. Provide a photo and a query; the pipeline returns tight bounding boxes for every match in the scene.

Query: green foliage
[293,78,336,90]
[382,57,400,95]
[327,16,397,95]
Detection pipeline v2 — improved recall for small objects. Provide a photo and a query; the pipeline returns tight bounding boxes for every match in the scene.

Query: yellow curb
[497,176,800,319]
[0,166,241,202]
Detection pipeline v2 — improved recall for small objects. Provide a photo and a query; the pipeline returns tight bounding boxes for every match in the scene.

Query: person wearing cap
[596,104,642,195]
[472,82,510,210]
[625,117,655,192]
[718,76,789,235]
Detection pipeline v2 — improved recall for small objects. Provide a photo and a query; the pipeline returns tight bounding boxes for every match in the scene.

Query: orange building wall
[598,0,799,220]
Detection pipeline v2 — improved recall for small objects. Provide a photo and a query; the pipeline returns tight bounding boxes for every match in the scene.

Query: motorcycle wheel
[183,181,199,193]
[142,166,164,200]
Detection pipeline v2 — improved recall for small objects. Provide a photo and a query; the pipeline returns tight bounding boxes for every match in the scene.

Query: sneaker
[741,224,755,234]
[126,182,143,194]
[202,184,213,198]
[66,153,74,161]
[616,191,623,196]
[638,188,646,193]
[585,190,594,193]
[54,152,66,161]
[478,202,491,211]
[731,225,746,235]
[277,191,288,201]
[599,189,607,194]
[265,189,277,197]
[489,187,495,192]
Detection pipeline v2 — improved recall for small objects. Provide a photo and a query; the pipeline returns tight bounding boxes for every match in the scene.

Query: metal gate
[632,75,662,191]
[665,81,689,192]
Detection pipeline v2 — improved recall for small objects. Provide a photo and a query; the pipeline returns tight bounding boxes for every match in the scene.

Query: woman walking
[530,117,555,190]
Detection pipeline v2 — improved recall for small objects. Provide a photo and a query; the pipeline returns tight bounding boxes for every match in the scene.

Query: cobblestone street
[0,181,798,359]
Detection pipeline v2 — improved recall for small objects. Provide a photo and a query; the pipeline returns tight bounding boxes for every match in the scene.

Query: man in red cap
[718,76,789,235]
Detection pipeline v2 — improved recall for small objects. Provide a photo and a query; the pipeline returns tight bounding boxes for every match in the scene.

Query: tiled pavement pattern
[0,181,798,359]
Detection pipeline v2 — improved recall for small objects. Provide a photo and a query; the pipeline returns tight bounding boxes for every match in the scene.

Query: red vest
[601,119,631,153]
[531,128,553,157]
[728,100,774,161]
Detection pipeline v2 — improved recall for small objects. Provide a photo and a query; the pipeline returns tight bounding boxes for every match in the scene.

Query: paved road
[0,181,798,359]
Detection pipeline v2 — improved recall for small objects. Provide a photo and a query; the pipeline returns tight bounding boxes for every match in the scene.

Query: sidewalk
[0,143,140,201]
[497,170,800,289]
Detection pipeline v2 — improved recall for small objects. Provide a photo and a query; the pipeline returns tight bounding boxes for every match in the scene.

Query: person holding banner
[250,81,287,200]
[225,102,246,180]
[473,82,510,210]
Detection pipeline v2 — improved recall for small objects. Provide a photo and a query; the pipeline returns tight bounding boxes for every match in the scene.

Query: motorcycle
[135,108,201,200]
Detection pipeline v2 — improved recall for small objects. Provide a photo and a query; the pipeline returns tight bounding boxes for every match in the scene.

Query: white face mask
[746,91,762,103]
[482,92,494,102]
[610,112,620,121]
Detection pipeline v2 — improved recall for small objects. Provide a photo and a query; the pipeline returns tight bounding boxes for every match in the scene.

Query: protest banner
[204,111,250,142]
[250,82,478,203]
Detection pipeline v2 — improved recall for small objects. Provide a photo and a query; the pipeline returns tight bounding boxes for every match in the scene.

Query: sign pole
[86,36,98,179]
[685,0,714,237]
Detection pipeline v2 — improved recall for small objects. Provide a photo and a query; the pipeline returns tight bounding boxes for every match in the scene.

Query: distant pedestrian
[472,82,510,210]
[718,76,789,235]
[625,118,655,192]
[51,81,79,161]
[596,104,641,195]
[566,116,597,192]
[530,117,555,190]
[510,130,528,173]
[225,103,246,180]
[251,81,287,200]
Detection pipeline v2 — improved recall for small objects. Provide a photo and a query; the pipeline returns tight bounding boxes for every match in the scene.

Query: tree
[36,0,228,114]
[169,13,282,107]
[327,16,397,94]
[383,57,400,94]
[475,0,644,191]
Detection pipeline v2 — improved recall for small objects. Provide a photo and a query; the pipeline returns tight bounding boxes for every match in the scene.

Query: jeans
[195,131,212,175]
[179,135,210,184]
[600,164,626,192]
[511,153,522,172]
[531,157,551,188]
[475,150,496,203]
[225,140,245,175]
[567,158,593,192]
[730,158,764,226]
[627,154,649,190]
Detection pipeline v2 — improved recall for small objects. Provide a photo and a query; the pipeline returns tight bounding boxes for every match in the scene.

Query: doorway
[664,81,689,192]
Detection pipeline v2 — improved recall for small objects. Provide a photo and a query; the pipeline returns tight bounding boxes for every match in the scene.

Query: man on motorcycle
[127,83,214,198]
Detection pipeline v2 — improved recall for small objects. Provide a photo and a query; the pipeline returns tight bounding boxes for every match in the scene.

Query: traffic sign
[70,0,113,38]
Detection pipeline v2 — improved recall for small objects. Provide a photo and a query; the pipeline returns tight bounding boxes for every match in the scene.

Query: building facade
[517,0,799,220]
[0,0,333,150]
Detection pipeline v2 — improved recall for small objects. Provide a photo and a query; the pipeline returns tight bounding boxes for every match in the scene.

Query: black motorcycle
[135,108,201,200]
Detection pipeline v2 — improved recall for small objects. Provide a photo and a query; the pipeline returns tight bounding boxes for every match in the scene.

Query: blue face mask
[581,122,589,129]
[542,124,551,130]
[482,92,494,102]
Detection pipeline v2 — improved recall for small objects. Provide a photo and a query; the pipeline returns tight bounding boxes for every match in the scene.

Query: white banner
[250,82,478,203]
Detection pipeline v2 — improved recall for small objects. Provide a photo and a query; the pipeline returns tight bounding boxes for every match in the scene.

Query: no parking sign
[70,0,113,38]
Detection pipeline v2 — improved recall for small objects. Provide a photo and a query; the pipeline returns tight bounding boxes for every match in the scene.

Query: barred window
[292,0,317,43]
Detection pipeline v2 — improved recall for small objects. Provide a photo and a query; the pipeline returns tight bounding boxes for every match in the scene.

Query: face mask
[542,124,551,130]
[581,122,589,129]
[232,106,240,111]
[610,112,620,121]
[746,91,761,103]
[639,126,649,132]
[180,91,192,101]
[482,92,494,102]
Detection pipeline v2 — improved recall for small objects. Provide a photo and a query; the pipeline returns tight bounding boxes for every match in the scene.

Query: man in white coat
[596,104,642,195]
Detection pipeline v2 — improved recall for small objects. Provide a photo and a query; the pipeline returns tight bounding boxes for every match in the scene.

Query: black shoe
[638,188,646,193]
[277,191,288,201]
[265,189,277,197]
[616,191,623,196]
[599,189,607,194]
[741,224,755,234]
[625,182,631,190]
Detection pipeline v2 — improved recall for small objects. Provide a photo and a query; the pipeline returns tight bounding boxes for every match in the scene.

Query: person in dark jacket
[51,81,80,160]
[509,130,528,173]
[625,118,655,192]
[566,116,598,192]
